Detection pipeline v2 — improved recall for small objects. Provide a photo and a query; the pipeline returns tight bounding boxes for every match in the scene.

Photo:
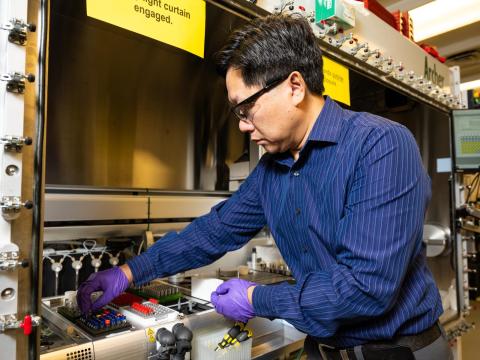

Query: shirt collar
[272,96,345,166]
[306,96,344,144]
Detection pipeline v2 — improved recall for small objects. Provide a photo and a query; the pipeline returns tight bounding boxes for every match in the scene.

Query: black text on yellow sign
[87,0,206,58]
[322,56,350,106]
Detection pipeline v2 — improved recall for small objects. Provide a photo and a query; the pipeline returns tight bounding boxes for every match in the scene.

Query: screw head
[1,288,15,300]
[5,165,18,176]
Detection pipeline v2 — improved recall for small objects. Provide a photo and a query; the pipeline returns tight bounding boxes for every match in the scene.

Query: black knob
[21,259,29,268]
[26,74,35,83]
[156,327,176,360]
[24,200,33,209]
[156,328,175,345]
[28,24,36,32]
[172,324,193,360]
[24,137,33,146]
[172,323,193,341]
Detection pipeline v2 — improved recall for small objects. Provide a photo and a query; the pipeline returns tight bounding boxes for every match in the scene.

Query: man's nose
[239,119,255,133]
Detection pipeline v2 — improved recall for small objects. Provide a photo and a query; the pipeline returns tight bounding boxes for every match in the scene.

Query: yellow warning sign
[86,0,206,58]
[322,56,350,106]
[147,327,156,343]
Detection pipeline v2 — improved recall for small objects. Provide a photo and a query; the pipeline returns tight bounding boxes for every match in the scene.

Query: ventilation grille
[65,347,93,360]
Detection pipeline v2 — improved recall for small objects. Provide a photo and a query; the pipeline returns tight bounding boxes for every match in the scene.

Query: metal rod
[54,272,59,296]
[75,271,79,291]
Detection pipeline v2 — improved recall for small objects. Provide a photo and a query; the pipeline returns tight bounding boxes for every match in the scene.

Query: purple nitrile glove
[210,278,257,323]
[76,267,129,314]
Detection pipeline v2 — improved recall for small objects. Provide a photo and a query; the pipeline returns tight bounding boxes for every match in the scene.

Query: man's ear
[288,71,306,106]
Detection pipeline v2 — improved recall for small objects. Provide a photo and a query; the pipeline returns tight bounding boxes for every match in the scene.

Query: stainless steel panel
[40,344,94,360]
[44,223,188,242]
[46,0,247,190]
[45,193,148,221]
[149,195,227,219]
[93,330,148,360]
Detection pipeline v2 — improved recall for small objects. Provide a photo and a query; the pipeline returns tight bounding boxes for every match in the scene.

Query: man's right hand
[76,266,130,314]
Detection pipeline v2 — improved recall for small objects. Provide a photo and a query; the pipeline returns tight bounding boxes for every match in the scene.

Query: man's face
[226,68,303,154]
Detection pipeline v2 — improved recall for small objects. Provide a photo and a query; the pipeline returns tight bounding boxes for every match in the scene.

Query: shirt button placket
[292,171,301,217]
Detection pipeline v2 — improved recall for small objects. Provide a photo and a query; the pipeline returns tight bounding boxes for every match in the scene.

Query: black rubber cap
[156,328,175,345]
[24,200,33,209]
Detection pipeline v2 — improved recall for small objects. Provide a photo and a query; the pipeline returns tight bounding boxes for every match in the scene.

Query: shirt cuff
[252,284,279,319]
[126,252,157,286]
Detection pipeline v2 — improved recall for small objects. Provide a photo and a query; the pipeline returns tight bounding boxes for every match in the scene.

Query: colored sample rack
[58,306,132,337]
[126,300,178,321]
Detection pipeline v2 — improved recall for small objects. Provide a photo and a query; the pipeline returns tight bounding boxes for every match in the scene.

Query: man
[78,15,452,359]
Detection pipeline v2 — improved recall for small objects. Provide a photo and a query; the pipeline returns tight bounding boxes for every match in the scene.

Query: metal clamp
[328,33,353,48]
[340,37,360,55]
[0,19,36,45]
[0,251,29,271]
[273,1,294,13]
[0,72,35,93]
[0,197,33,220]
[446,321,475,341]
[392,63,405,81]
[380,57,394,74]
[0,314,41,335]
[354,43,370,61]
[366,49,383,67]
[0,135,33,152]
[317,22,338,38]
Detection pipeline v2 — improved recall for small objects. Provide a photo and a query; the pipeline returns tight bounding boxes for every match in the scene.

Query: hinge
[0,135,32,152]
[0,196,33,220]
[0,251,29,271]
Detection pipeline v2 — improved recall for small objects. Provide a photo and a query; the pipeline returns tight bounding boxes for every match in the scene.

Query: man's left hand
[211,279,257,323]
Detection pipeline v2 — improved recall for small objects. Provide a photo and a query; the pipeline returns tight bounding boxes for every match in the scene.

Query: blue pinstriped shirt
[128,97,443,347]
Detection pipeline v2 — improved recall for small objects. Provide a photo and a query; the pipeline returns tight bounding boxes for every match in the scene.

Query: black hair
[215,14,324,95]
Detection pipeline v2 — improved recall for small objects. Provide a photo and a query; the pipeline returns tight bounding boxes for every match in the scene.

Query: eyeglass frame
[231,73,291,121]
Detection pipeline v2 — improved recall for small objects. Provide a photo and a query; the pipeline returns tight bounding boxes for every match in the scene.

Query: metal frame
[0,0,35,359]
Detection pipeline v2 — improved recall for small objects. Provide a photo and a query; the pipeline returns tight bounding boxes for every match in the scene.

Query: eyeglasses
[231,74,290,121]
